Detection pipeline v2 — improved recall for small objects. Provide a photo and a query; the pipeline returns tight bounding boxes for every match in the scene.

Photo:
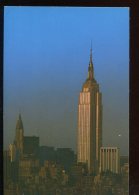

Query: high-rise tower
[14,114,24,157]
[77,46,102,174]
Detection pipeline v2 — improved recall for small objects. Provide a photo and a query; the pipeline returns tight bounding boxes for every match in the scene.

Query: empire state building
[77,47,102,174]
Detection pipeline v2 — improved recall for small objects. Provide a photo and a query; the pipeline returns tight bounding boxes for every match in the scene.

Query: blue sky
[4,7,129,155]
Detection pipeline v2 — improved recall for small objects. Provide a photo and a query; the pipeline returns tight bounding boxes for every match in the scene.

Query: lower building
[39,146,56,165]
[18,158,39,182]
[120,156,129,167]
[99,147,120,174]
[56,148,75,170]
[4,150,11,185]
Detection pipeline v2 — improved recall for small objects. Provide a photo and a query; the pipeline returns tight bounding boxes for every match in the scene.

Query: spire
[87,42,94,80]
[16,113,23,129]
[90,41,93,65]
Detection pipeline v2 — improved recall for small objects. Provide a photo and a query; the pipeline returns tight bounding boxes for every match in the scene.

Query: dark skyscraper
[14,114,24,157]
[77,47,103,174]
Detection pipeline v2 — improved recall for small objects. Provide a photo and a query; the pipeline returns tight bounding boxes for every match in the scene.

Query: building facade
[8,144,16,162]
[77,47,102,174]
[99,147,120,174]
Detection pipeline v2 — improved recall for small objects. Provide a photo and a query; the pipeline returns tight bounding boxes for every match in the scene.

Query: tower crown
[82,46,97,90]
[16,114,23,129]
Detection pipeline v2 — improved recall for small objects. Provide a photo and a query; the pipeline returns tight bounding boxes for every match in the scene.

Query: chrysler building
[77,46,102,174]
[14,114,24,157]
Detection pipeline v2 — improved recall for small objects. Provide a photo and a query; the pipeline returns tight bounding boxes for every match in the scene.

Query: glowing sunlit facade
[77,47,102,174]
[99,147,120,174]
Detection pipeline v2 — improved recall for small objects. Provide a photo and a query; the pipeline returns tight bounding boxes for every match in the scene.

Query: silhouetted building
[77,46,102,174]
[23,136,39,157]
[99,147,120,174]
[14,114,24,157]
[39,146,55,165]
[10,161,19,182]
[56,148,75,171]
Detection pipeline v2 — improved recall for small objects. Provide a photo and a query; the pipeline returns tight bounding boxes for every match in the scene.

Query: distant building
[14,114,24,157]
[56,148,75,170]
[82,175,94,188]
[3,150,19,184]
[39,146,55,165]
[77,46,102,174]
[4,150,11,185]
[23,136,39,157]
[19,158,39,182]
[70,163,85,180]
[121,163,129,175]
[4,183,19,195]
[13,114,40,159]
[120,156,129,167]
[39,160,63,182]
[99,147,120,174]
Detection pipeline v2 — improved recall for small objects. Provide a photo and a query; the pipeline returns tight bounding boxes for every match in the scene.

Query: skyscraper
[14,114,24,157]
[77,46,102,174]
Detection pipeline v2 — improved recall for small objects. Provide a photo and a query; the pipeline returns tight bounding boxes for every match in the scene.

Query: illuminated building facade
[99,147,120,174]
[77,47,102,174]
[9,144,16,162]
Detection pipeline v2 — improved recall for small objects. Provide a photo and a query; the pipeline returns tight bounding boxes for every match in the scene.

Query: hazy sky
[4,7,129,155]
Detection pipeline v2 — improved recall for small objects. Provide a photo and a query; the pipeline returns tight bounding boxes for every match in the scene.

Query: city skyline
[4,7,129,155]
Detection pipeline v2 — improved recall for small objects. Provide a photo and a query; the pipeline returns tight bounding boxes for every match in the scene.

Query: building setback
[99,147,120,174]
[77,46,102,174]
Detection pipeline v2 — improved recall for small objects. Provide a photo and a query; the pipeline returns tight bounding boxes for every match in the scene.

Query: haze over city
[4,7,129,155]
